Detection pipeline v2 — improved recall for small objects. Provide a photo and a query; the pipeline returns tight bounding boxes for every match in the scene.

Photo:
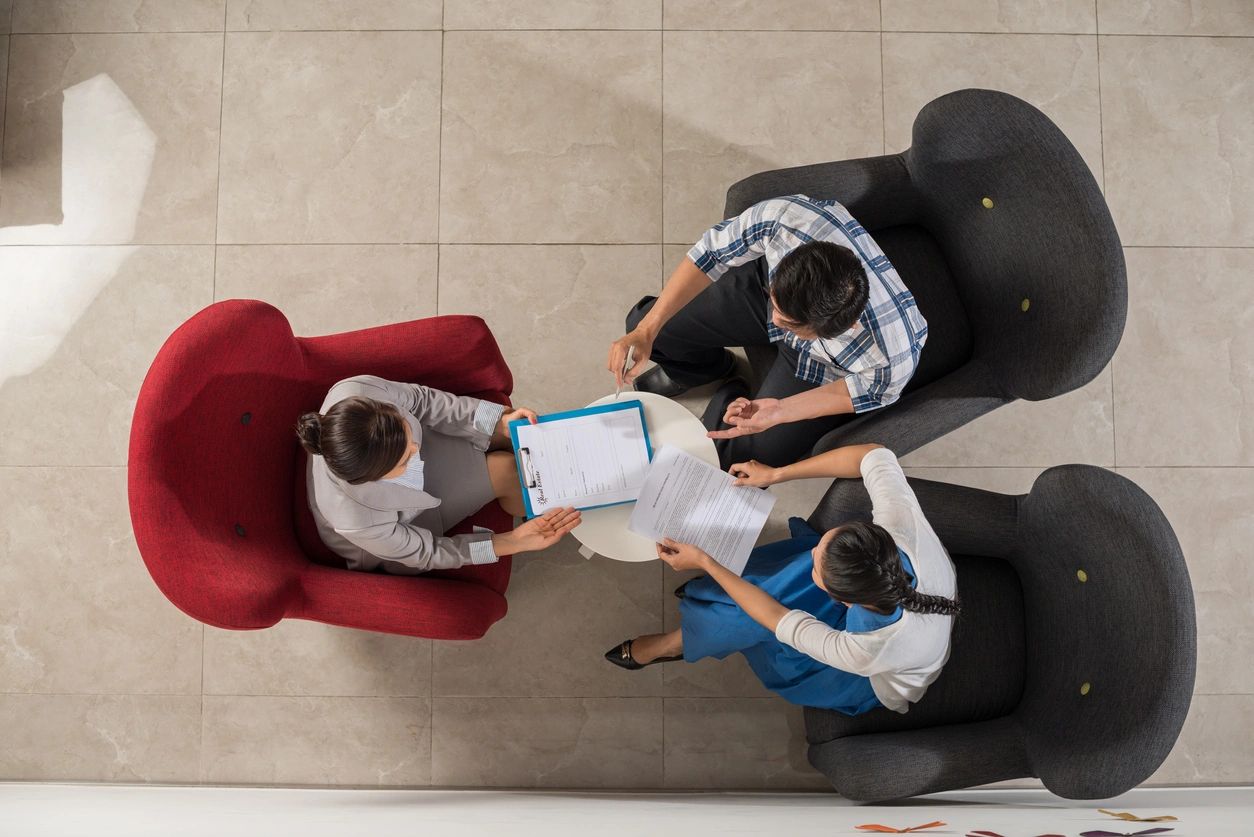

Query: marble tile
[204,621,432,697]
[0,245,213,465]
[433,537,664,698]
[1098,0,1254,36]
[882,0,1096,33]
[1100,36,1254,247]
[1115,468,1254,696]
[215,244,437,336]
[226,0,441,30]
[0,36,8,136]
[446,0,660,29]
[663,0,878,31]
[12,0,226,32]
[0,468,203,694]
[0,694,200,782]
[0,0,10,33]
[202,695,432,785]
[437,245,659,413]
[432,697,663,787]
[883,32,1103,183]
[663,31,882,245]
[440,31,661,244]
[899,368,1115,467]
[663,698,828,789]
[1150,694,1254,784]
[1114,248,1254,466]
[0,33,223,242]
[217,31,441,244]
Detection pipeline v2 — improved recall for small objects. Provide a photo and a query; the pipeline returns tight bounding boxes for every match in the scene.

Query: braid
[898,585,962,617]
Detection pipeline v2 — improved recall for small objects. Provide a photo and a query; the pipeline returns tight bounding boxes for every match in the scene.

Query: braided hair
[818,521,961,617]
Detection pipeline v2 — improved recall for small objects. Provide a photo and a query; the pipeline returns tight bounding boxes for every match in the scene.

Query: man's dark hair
[771,241,869,339]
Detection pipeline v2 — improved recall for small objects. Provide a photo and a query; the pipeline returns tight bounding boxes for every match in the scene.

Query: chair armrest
[294,564,509,640]
[724,153,918,230]
[807,716,1031,801]
[299,314,513,399]
[810,359,1008,459]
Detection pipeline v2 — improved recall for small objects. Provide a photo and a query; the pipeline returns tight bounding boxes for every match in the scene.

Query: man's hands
[607,328,654,389]
[728,459,781,488]
[495,507,582,555]
[707,396,787,440]
[655,538,713,572]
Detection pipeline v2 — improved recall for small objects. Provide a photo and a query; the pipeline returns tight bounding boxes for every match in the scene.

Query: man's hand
[655,538,713,572]
[607,328,654,388]
[707,397,786,440]
[498,507,581,555]
[729,460,780,488]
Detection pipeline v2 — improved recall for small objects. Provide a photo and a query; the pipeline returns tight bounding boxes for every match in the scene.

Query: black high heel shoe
[604,639,682,671]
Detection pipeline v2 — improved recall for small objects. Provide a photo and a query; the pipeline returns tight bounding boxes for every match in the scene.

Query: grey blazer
[306,375,505,575]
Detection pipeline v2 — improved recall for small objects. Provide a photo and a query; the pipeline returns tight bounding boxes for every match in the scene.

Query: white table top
[571,391,719,563]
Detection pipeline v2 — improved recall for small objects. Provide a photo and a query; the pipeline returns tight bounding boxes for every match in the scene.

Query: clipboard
[508,399,654,518]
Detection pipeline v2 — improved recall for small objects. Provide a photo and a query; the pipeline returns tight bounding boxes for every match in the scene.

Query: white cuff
[468,537,499,566]
[473,400,506,437]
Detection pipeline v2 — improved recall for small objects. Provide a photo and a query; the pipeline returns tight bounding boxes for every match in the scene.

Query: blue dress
[679,518,916,715]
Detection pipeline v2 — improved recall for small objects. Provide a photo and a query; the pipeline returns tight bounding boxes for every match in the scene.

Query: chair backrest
[1013,466,1196,797]
[904,89,1127,401]
[128,300,317,629]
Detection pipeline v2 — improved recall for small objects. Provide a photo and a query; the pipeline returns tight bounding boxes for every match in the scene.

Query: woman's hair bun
[295,412,323,455]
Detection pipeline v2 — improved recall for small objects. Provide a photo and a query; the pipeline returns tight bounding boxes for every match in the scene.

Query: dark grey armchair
[803,466,1196,801]
[724,89,1126,456]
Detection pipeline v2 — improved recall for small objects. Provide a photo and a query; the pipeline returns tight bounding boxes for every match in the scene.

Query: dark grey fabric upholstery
[724,89,1126,458]
[802,467,1196,802]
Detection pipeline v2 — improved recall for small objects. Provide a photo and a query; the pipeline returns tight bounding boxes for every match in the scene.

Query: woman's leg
[628,629,683,664]
[486,450,526,517]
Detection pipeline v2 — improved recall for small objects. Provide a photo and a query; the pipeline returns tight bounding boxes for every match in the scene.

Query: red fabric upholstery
[127,299,515,639]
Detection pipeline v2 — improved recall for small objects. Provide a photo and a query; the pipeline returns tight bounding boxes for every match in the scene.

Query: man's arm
[708,379,855,440]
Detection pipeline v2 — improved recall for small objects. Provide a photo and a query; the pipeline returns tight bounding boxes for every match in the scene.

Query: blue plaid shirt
[688,195,927,413]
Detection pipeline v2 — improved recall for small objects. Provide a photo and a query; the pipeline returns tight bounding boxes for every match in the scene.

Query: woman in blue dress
[605,443,961,716]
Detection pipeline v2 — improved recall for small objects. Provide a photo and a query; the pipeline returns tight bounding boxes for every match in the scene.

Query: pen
[615,346,634,400]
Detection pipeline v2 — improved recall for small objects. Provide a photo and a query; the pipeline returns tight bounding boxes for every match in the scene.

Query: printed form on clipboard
[509,400,654,518]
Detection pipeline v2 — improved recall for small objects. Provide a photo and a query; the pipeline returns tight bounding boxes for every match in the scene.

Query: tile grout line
[659,13,668,786]
[7,28,1254,38]
[431,0,446,786]
[1093,0,1118,470]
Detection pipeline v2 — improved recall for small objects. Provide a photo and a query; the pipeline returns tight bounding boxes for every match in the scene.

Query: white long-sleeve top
[774,448,957,713]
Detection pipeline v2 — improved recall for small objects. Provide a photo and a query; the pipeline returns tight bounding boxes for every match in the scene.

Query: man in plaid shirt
[609,195,927,468]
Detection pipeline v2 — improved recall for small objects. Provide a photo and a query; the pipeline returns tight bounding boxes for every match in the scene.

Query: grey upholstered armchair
[803,466,1196,801]
[725,89,1127,457]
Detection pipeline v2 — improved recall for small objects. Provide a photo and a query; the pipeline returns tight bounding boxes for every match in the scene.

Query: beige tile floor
[0,0,1251,790]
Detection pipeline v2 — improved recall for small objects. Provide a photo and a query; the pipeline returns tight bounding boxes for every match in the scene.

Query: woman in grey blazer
[296,375,580,575]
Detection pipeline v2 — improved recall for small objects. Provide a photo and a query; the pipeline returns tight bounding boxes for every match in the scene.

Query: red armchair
[128,300,515,639]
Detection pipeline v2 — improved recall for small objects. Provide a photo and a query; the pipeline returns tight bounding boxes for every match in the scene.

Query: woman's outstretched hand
[655,538,712,572]
[499,507,581,554]
[729,459,780,488]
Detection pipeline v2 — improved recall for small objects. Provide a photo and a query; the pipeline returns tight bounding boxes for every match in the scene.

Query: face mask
[386,452,425,492]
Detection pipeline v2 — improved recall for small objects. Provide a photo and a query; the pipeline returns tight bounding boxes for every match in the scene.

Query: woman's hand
[729,459,781,488]
[655,538,713,572]
[500,507,581,554]
[492,407,538,447]
[607,328,654,388]
[707,397,786,440]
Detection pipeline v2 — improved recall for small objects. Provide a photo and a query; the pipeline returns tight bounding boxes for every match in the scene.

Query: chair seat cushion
[805,555,1025,744]
[873,224,973,392]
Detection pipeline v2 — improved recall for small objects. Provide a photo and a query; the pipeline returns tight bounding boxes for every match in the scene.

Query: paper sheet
[627,445,775,575]
[513,404,651,516]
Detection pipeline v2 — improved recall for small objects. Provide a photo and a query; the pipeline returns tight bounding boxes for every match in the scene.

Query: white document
[627,445,776,576]
[514,404,652,516]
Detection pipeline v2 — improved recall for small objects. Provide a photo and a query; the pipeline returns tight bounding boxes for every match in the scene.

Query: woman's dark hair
[819,521,961,617]
[295,396,407,485]
[771,241,869,339]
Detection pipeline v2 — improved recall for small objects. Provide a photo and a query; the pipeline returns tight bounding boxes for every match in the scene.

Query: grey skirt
[414,429,497,534]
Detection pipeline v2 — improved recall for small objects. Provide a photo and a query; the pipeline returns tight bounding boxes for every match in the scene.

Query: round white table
[571,391,719,562]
